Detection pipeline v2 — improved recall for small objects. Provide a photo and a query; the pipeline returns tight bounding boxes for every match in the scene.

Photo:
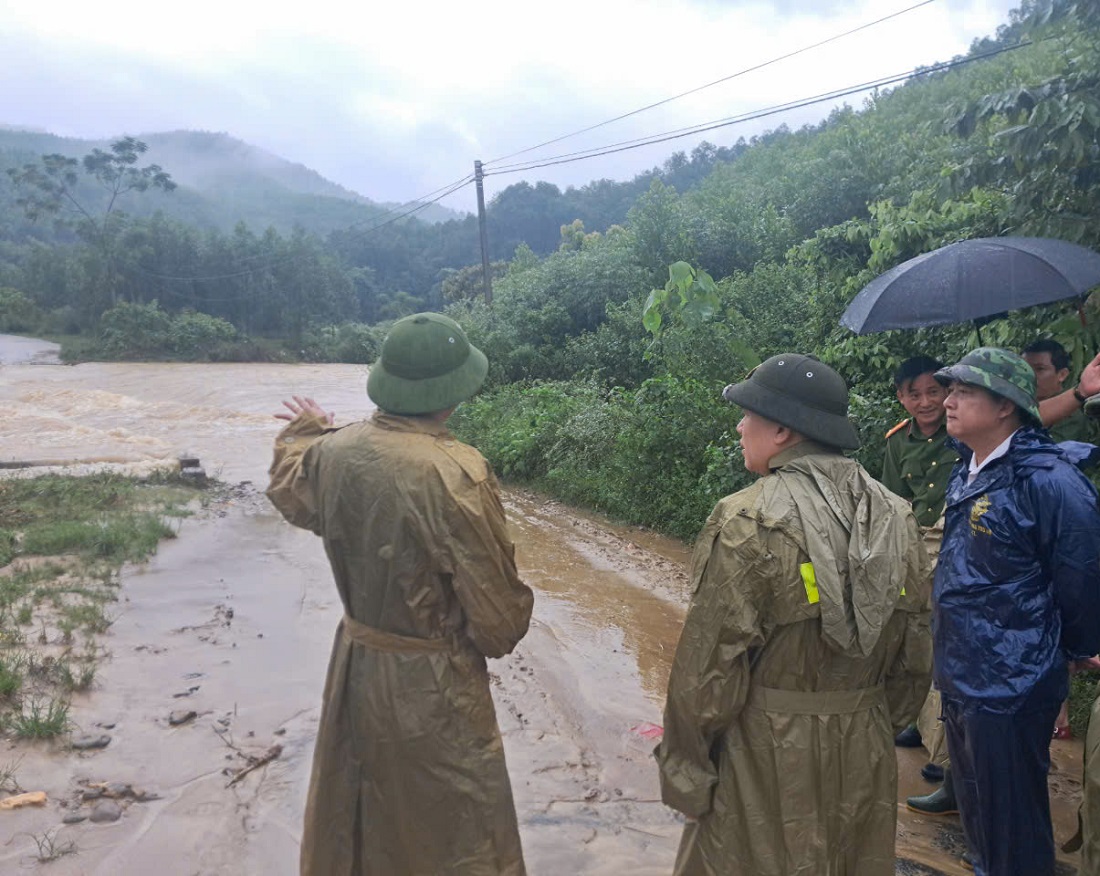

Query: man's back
[658,445,930,875]
[268,407,532,876]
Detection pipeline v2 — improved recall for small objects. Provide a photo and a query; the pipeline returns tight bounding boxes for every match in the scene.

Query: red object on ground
[1053,726,1073,740]
[631,722,664,740]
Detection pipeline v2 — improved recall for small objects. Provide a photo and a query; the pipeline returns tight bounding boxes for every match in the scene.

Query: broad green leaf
[669,261,694,287]
[642,306,663,335]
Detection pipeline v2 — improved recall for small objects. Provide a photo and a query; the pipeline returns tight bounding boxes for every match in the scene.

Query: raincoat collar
[945,426,1089,506]
[967,429,1017,483]
[948,426,1078,472]
[767,440,839,471]
[371,410,454,438]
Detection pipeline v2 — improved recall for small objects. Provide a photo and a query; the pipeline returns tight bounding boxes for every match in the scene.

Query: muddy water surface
[0,335,1086,874]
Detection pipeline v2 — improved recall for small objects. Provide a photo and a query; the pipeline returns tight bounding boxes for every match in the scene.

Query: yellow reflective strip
[901,586,907,596]
[800,562,819,604]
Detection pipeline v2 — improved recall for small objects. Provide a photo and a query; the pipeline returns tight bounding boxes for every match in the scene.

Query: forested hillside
[2,0,1097,540]
[0,128,740,330]
[446,0,1100,538]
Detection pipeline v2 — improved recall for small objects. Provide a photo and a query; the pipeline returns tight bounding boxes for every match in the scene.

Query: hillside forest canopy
[1,0,1098,541]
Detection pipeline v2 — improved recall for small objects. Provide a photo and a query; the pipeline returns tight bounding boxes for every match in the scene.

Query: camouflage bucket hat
[367,312,488,415]
[934,347,1041,424]
[722,353,861,450]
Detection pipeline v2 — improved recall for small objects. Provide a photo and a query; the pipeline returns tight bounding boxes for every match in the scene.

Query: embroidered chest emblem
[969,494,993,536]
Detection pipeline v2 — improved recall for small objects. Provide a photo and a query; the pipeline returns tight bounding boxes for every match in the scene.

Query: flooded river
[0,336,1086,874]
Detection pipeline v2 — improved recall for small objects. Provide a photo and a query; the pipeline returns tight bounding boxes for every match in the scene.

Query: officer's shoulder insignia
[885,418,910,440]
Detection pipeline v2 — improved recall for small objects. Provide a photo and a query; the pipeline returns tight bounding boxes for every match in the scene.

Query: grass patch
[60,601,113,636]
[0,655,23,698]
[22,515,176,562]
[59,662,96,693]
[10,696,70,739]
[0,469,209,740]
[0,756,22,793]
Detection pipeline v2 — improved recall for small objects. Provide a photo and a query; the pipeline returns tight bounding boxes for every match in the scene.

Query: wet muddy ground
[0,336,1087,873]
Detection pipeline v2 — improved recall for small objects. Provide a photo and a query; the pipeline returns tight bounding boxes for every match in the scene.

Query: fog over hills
[0,127,467,233]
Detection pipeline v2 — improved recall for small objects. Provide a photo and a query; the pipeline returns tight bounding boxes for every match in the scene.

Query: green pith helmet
[722,353,861,449]
[934,347,1041,425]
[367,312,488,415]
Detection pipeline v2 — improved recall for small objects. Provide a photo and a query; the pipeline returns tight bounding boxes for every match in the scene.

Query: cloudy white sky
[2,0,1022,212]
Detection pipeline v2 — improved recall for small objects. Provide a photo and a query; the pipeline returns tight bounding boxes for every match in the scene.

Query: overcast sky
[2,0,1022,212]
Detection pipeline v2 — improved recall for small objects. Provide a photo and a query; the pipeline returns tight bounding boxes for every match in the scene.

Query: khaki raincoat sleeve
[883,514,933,734]
[656,510,768,818]
[439,446,532,657]
[265,411,334,535]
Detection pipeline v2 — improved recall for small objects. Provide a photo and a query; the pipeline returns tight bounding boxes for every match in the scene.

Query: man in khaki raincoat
[656,353,932,876]
[267,312,533,876]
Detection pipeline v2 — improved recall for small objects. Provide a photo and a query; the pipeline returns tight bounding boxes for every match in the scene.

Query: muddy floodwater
[0,335,1086,874]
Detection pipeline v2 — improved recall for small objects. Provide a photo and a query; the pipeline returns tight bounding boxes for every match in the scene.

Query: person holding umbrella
[931,347,1100,876]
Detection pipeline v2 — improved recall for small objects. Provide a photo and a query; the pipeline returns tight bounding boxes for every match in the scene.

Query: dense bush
[300,322,384,364]
[453,375,741,540]
[96,301,240,360]
[98,301,173,357]
[168,310,238,356]
[0,287,43,333]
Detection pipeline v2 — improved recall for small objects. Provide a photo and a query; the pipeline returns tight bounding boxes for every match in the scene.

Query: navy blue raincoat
[933,427,1100,712]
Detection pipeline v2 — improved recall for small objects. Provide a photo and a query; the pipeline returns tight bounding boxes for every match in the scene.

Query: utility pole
[474,160,492,304]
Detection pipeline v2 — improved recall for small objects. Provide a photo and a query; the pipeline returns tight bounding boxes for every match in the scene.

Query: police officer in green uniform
[881,357,961,815]
[1024,338,1100,743]
[1023,339,1100,445]
[882,356,960,528]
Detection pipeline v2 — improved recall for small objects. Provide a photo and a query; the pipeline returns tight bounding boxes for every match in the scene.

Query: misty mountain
[0,127,466,235]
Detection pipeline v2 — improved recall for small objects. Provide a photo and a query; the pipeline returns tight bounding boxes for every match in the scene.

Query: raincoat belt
[746,684,886,715]
[342,615,452,653]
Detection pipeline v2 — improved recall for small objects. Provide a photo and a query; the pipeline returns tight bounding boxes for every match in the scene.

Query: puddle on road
[506,493,688,705]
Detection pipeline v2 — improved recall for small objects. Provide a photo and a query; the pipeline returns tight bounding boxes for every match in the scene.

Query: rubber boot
[906,767,959,816]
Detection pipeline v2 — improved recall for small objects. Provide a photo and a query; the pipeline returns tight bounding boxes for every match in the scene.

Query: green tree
[7,137,176,315]
[947,1,1100,244]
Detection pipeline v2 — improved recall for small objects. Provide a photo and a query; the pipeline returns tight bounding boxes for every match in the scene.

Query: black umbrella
[840,237,1100,335]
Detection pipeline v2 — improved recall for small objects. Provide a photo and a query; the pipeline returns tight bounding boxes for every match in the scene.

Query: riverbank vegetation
[0,470,203,739]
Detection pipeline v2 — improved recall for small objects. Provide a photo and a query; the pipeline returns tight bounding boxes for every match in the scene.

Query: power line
[483,40,1030,178]
[481,0,941,169]
[117,32,1029,286]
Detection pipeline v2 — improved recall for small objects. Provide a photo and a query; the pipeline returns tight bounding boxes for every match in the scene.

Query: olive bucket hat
[722,353,861,449]
[367,312,488,415]
[934,347,1041,425]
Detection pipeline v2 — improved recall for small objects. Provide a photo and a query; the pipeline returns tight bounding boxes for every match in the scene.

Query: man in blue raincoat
[933,348,1100,876]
